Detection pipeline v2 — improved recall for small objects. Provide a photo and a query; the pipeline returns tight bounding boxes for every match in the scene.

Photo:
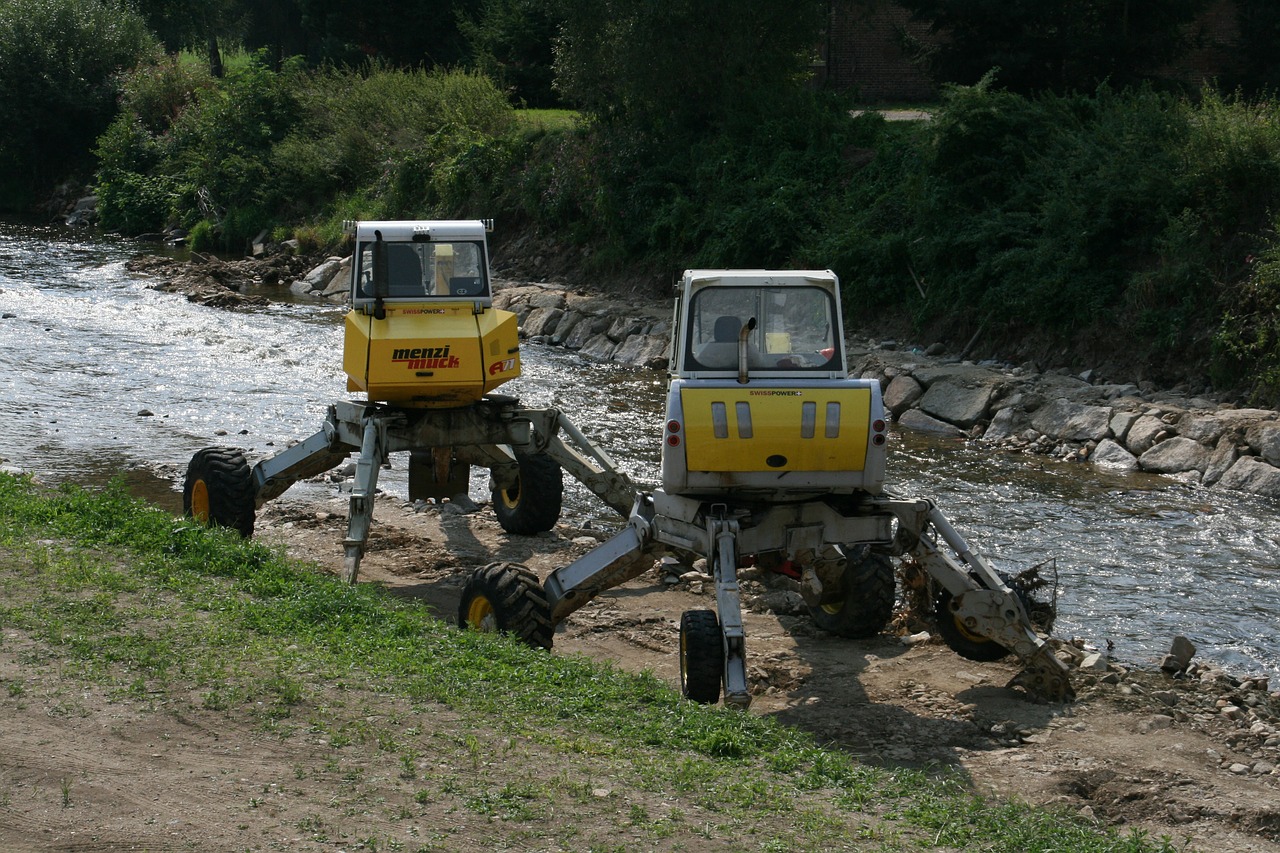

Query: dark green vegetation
[0,470,1181,851]
[5,1,1280,400]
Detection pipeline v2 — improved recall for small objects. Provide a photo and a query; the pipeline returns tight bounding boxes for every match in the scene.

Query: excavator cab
[342,220,519,407]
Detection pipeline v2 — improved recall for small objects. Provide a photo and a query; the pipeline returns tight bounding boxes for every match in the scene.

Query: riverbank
[17,236,1280,850]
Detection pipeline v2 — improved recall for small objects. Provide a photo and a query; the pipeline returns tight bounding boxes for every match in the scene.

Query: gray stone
[919,380,996,429]
[1109,410,1140,443]
[550,310,583,343]
[1138,437,1211,474]
[522,306,564,338]
[1079,652,1109,672]
[606,316,644,342]
[1202,434,1239,487]
[1030,398,1113,442]
[1176,414,1227,444]
[898,408,966,436]
[1090,438,1139,471]
[294,255,344,295]
[613,334,669,367]
[883,375,924,415]
[320,258,351,298]
[1246,421,1280,466]
[579,333,618,361]
[983,407,1022,443]
[1124,415,1167,455]
[911,363,1001,388]
[563,316,609,350]
[1162,636,1196,673]
[529,289,567,310]
[1215,456,1280,498]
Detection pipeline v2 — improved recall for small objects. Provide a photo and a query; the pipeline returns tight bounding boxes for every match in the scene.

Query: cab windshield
[686,286,840,371]
[355,240,489,299]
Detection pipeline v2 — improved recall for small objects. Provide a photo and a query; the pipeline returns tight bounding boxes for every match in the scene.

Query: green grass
[0,471,1181,852]
[515,108,581,132]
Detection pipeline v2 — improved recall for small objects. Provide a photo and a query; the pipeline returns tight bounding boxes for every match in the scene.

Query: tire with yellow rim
[807,547,895,638]
[934,586,1012,662]
[491,453,562,535]
[679,609,723,704]
[457,561,553,649]
[182,447,256,537]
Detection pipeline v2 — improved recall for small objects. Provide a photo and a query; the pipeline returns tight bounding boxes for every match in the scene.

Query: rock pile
[853,347,1280,499]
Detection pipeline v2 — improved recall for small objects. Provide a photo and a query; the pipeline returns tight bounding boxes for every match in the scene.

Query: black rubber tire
[457,562,554,650]
[492,453,563,535]
[679,609,723,704]
[808,549,896,638]
[183,447,256,537]
[934,587,1012,662]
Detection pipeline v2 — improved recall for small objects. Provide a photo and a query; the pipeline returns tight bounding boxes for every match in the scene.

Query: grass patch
[0,471,1180,851]
[514,108,581,132]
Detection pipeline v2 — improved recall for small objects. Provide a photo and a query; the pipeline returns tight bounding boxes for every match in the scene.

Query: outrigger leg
[343,413,388,583]
[707,510,750,708]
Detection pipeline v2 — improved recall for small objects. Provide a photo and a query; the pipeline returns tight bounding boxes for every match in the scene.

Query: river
[2,220,1277,681]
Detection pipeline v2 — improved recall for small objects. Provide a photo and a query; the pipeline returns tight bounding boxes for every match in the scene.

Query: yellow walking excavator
[183,222,1073,706]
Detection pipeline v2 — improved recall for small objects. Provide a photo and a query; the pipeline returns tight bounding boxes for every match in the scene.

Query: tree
[552,0,826,133]
[1233,0,1280,95]
[295,0,474,67]
[458,0,559,107]
[0,0,157,209]
[129,0,249,75]
[898,0,1211,94]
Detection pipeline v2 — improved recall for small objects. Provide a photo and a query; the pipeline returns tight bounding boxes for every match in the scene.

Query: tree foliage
[898,0,1211,94]
[552,0,825,133]
[458,0,559,107]
[0,0,157,209]
[1232,0,1280,95]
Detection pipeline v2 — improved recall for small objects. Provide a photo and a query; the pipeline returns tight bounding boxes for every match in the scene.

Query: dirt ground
[252,492,1279,852]
[3,486,1279,852]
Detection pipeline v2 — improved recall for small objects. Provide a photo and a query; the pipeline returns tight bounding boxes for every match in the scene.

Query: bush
[0,0,157,210]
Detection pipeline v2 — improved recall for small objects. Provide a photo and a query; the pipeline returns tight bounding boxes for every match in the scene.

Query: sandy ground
[2,487,1278,852]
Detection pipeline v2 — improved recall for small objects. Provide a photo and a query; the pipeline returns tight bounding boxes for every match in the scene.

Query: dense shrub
[0,0,157,210]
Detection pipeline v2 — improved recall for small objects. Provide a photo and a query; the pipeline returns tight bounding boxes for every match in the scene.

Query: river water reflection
[1,220,1276,680]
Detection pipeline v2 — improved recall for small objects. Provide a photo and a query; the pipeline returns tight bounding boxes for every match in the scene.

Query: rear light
[667,420,681,433]
[667,435,681,447]
[873,419,886,432]
[873,434,886,446]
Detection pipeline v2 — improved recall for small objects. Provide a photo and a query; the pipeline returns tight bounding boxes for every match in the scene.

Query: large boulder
[883,375,924,415]
[522,306,564,337]
[1245,422,1280,467]
[1176,414,1227,445]
[898,408,966,436]
[918,379,996,429]
[1203,435,1240,487]
[1138,437,1210,474]
[1215,456,1280,498]
[1124,415,1167,455]
[1029,398,1112,442]
[1091,439,1139,471]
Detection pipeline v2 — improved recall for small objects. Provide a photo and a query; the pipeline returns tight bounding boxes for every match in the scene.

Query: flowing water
[2,220,1277,680]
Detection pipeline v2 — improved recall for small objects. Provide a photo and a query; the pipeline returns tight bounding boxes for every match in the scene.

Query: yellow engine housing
[343,302,521,407]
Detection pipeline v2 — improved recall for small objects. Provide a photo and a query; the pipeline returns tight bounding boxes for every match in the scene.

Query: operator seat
[694,315,764,369]
[385,243,424,296]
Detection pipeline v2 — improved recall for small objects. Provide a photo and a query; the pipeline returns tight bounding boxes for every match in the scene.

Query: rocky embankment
[852,346,1280,499]
[138,247,1280,501]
